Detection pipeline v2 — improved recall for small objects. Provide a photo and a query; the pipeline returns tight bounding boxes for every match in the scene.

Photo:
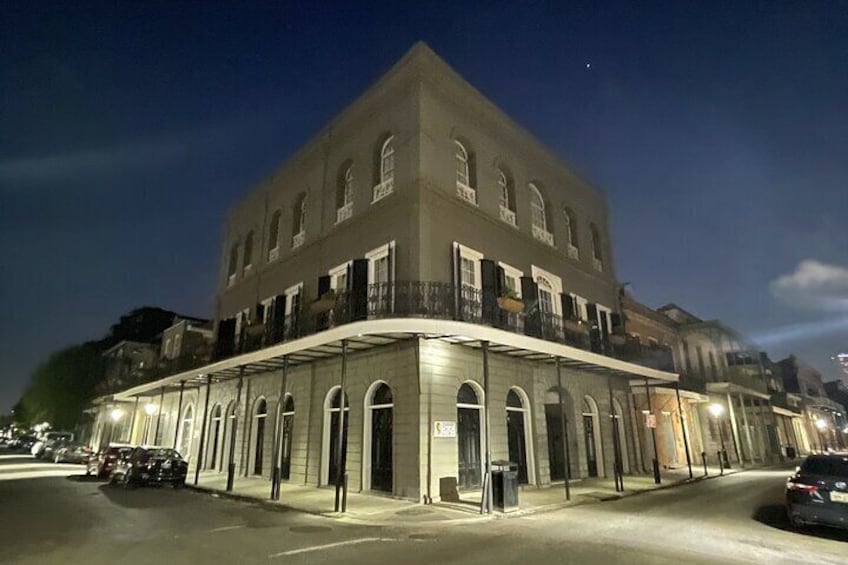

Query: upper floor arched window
[242,231,254,272]
[497,166,517,226]
[267,209,281,260]
[336,161,354,223]
[372,134,395,203]
[454,140,477,205]
[590,222,603,271]
[227,243,238,286]
[292,193,307,249]
[455,140,469,186]
[529,183,553,245]
[563,206,579,259]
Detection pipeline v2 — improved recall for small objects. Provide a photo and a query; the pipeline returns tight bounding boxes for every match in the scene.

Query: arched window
[454,140,477,204]
[536,276,554,315]
[292,193,307,248]
[581,395,603,477]
[336,162,354,223]
[373,134,395,202]
[457,382,480,405]
[455,140,469,187]
[280,395,295,480]
[208,404,222,470]
[529,183,553,245]
[506,388,534,484]
[590,223,603,271]
[497,166,517,226]
[253,398,267,476]
[227,243,238,284]
[178,405,194,460]
[456,382,483,489]
[365,382,394,492]
[242,231,254,272]
[267,210,281,260]
[563,207,579,259]
[322,387,350,485]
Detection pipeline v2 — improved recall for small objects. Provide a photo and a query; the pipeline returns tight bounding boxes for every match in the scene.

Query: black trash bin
[491,460,519,512]
[785,445,796,459]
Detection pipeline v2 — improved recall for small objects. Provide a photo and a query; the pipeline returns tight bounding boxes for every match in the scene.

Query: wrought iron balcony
[456,182,477,205]
[335,202,353,224]
[372,178,394,203]
[212,281,669,376]
[499,205,517,227]
[532,224,554,246]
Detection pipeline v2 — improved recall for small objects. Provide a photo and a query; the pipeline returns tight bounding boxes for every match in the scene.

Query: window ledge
[456,182,477,205]
[499,205,517,227]
[336,202,353,224]
[532,224,555,246]
[372,178,394,203]
[292,231,305,249]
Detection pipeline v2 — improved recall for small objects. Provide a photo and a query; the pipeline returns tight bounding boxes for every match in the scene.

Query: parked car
[786,454,848,531]
[110,446,188,489]
[87,444,134,478]
[9,435,37,450]
[39,432,74,460]
[30,440,46,457]
[53,443,93,464]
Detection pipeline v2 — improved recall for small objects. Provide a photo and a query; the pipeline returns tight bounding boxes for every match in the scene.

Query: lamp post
[815,418,828,453]
[709,403,728,474]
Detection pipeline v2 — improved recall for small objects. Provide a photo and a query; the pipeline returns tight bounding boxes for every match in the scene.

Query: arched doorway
[322,387,349,486]
[365,382,393,492]
[220,402,236,472]
[545,388,574,482]
[208,405,222,470]
[253,398,267,476]
[611,398,630,474]
[178,405,194,460]
[280,395,294,480]
[456,382,483,490]
[582,396,603,477]
[506,388,532,484]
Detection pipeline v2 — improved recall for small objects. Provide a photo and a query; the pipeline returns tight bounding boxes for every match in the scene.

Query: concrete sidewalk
[187,464,758,525]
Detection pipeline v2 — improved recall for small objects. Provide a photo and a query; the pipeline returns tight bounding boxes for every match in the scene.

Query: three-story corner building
[108,43,678,505]
[777,356,846,452]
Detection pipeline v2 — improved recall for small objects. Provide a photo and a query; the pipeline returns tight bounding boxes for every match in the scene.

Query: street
[0,454,846,565]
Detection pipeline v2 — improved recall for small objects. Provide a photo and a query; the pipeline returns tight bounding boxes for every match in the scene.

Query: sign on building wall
[433,421,457,438]
[645,413,657,428]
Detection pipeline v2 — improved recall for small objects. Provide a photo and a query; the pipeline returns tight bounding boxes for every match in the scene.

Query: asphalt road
[1,452,846,564]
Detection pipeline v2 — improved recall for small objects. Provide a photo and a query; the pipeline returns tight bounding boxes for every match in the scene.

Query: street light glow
[144,403,158,416]
[709,403,724,418]
[109,408,124,422]
[815,418,828,431]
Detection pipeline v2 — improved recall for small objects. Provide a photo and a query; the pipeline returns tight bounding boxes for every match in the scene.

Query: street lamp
[815,418,828,453]
[107,408,124,446]
[144,403,158,416]
[709,403,728,474]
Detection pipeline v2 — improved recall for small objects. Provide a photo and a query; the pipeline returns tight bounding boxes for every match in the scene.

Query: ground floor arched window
[280,395,294,480]
[365,382,393,492]
[178,405,194,461]
[253,398,267,476]
[323,387,349,486]
[208,404,222,470]
[582,396,603,477]
[456,382,483,490]
[506,388,533,484]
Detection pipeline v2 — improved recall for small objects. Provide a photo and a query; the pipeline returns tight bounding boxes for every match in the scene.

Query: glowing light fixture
[815,418,828,431]
[110,408,124,422]
[709,403,724,418]
[144,403,158,416]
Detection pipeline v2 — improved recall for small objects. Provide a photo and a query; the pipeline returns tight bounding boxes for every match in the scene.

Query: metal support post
[608,379,623,492]
[128,397,139,445]
[644,378,661,484]
[479,341,493,514]
[226,368,244,492]
[701,451,708,476]
[674,382,693,479]
[194,375,212,486]
[556,358,571,501]
[334,340,348,512]
[270,356,288,501]
[173,382,185,449]
[154,386,165,445]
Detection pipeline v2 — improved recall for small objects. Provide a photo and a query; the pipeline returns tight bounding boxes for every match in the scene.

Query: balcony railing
[212,281,669,375]
[372,178,394,203]
[499,205,517,227]
[532,224,554,246]
[336,202,353,224]
[592,257,603,272]
[456,182,477,205]
[291,231,305,249]
[567,244,579,260]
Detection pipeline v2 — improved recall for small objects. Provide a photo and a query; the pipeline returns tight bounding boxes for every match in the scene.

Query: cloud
[770,260,848,312]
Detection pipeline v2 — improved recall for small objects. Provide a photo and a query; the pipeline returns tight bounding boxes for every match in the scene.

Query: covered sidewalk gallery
[107,317,679,513]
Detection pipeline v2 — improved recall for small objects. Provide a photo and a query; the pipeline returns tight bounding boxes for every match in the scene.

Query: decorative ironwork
[456,183,477,205]
[532,224,554,246]
[499,205,517,227]
[291,231,305,249]
[335,202,353,224]
[372,179,394,203]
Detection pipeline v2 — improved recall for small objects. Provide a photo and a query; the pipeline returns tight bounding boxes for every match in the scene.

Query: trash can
[785,445,797,459]
[491,460,519,512]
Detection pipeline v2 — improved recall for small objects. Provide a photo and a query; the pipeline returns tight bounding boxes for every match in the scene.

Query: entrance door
[457,407,481,489]
[506,390,529,484]
[663,413,678,466]
[328,410,349,485]
[281,413,293,480]
[371,407,393,492]
[545,404,567,481]
[209,408,221,470]
[583,414,598,477]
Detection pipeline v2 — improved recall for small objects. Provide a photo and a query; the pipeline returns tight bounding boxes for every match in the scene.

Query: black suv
[786,454,848,530]
[110,446,188,488]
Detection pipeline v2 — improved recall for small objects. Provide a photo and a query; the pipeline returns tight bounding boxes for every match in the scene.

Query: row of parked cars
[87,443,189,489]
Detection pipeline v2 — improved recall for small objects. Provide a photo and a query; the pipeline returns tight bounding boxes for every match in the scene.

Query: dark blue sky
[2,2,847,410]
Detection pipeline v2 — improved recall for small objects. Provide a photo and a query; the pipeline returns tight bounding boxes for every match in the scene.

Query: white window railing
[292,231,305,249]
[227,274,236,288]
[456,182,477,205]
[372,178,394,203]
[268,246,279,262]
[593,257,603,272]
[336,201,353,224]
[567,244,579,260]
[532,224,554,246]
[499,205,517,227]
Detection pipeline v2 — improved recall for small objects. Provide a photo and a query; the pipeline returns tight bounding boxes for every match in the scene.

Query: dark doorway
[583,414,598,477]
[506,390,529,484]
[545,403,568,481]
[327,389,349,486]
[457,383,482,490]
[370,384,393,492]
[280,396,294,480]
[209,405,222,470]
[254,399,267,476]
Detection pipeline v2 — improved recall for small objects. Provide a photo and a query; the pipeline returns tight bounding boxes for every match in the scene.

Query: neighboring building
[160,316,214,371]
[93,43,680,504]
[777,356,846,451]
[836,353,848,380]
[101,340,159,393]
[657,304,782,465]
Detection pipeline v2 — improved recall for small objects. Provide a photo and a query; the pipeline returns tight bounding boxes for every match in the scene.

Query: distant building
[836,353,848,379]
[159,316,214,372]
[777,356,846,451]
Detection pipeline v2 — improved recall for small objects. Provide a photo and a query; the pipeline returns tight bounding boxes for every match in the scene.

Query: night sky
[2,2,847,411]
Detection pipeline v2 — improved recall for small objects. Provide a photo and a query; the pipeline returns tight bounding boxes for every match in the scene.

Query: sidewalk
[189,465,750,526]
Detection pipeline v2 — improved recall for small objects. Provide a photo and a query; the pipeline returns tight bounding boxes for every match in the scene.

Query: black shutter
[561,293,576,321]
[351,258,369,321]
[521,276,541,338]
[316,275,332,331]
[255,302,265,324]
[586,303,602,353]
[290,292,301,337]
[480,259,497,326]
[214,317,237,360]
[610,312,623,334]
[317,275,331,296]
[495,266,506,328]
[452,244,462,318]
[271,294,286,343]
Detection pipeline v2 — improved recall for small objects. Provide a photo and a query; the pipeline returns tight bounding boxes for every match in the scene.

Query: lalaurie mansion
[88,43,815,507]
